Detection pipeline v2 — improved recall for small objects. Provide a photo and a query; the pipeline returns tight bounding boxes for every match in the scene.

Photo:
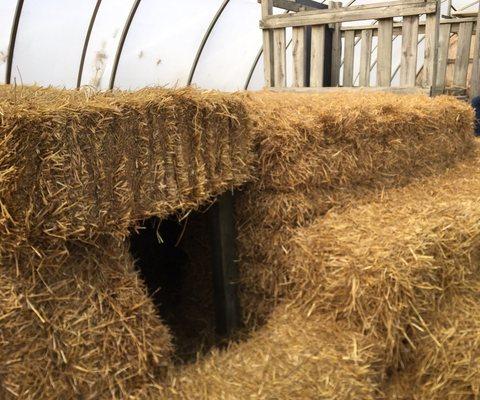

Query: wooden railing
[260,0,480,96]
[340,15,480,93]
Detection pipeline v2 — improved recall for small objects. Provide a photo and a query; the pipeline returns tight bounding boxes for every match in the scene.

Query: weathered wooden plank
[267,86,430,94]
[340,18,477,36]
[377,18,393,87]
[436,23,451,89]
[310,24,326,87]
[260,1,436,29]
[452,10,479,17]
[330,1,342,86]
[273,28,287,87]
[292,26,307,87]
[343,30,355,87]
[400,15,419,87]
[359,29,372,86]
[423,1,440,87]
[269,0,421,19]
[261,0,274,87]
[471,7,480,98]
[453,21,474,87]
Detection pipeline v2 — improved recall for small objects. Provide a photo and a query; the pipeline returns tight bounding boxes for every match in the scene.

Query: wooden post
[261,0,274,87]
[400,15,419,87]
[453,21,474,87]
[377,18,393,86]
[359,29,372,86]
[343,29,355,86]
[423,0,440,88]
[292,26,307,87]
[211,191,240,336]
[310,25,326,87]
[471,4,480,98]
[329,1,342,86]
[273,28,287,87]
[436,23,451,90]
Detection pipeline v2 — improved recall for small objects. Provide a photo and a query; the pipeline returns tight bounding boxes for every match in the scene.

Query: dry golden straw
[0,85,477,399]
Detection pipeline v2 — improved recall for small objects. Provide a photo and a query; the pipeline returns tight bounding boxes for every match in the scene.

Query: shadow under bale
[129,212,218,363]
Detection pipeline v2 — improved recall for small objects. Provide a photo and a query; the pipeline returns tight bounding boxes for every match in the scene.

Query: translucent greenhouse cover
[0,0,477,91]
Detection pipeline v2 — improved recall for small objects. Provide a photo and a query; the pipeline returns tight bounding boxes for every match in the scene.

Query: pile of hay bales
[0,86,253,398]
[0,85,478,399]
[236,91,474,327]
[165,150,480,400]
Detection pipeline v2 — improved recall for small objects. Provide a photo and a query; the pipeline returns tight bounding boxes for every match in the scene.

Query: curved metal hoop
[77,0,102,89]
[187,0,230,86]
[6,0,24,84]
[109,0,142,90]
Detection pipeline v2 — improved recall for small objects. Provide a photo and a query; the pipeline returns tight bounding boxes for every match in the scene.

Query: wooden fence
[261,0,480,97]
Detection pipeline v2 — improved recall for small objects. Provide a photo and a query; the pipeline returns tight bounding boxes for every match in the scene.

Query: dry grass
[0,240,172,399]
[241,91,473,191]
[132,307,385,400]
[387,283,480,399]
[237,91,474,327]
[0,85,477,399]
[165,151,480,400]
[284,154,480,369]
[0,85,253,399]
[0,86,253,259]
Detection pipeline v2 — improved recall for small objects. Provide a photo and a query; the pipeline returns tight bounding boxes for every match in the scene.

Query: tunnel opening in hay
[129,211,218,363]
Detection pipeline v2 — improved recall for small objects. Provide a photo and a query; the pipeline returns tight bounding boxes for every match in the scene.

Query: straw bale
[236,91,474,327]
[131,307,385,400]
[0,85,477,398]
[407,285,480,399]
[0,86,253,259]
[242,91,473,191]
[280,155,480,368]
[0,240,172,399]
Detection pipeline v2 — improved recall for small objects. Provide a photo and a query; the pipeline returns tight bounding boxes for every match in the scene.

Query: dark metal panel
[77,0,102,89]
[6,0,24,84]
[108,0,142,90]
[188,0,230,86]
[210,191,240,336]
[271,0,326,12]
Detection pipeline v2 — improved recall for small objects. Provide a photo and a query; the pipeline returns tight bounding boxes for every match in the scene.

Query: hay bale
[236,91,475,327]
[408,286,480,399]
[0,85,477,398]
[0,85,254,398]
[0,86,253,259]
[0,241,171,399]
[276,154,480,368]
[131,307,385,400]
[242,91,473,191]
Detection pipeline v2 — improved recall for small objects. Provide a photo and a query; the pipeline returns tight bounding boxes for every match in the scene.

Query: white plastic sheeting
[80,0,136,90]
[11,0,96,87]
[0,0,477,90]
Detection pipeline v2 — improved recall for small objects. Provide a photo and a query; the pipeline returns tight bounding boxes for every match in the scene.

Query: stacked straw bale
[130,306,385,399]
[0,86,253,259]
[162,149,480,400]
[0,86,253,398]
[385,284,480,400]
[409,287,480,399]
[0,85,477,399]
[0,241,172,399]
[285,155,480,369]
[236,91,474,327]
